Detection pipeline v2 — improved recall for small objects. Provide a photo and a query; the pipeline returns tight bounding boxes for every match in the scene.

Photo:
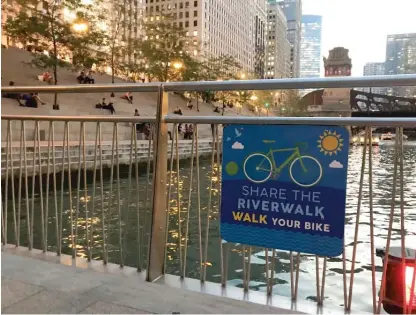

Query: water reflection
[5,146,416,312]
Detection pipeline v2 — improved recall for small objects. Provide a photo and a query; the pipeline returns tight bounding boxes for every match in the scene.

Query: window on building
[185,21,189,27]
[194,10,197,17]
[185,11,189,18]
[194,0,197,6]
[193,20,197,26]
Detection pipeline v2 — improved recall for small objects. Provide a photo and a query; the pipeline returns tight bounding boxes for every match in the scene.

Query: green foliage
[283,90,305,116]
[4,0,106,76]
[135,17,189,82]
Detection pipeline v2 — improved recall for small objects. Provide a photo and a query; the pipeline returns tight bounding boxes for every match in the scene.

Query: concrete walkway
[1,252,302,314]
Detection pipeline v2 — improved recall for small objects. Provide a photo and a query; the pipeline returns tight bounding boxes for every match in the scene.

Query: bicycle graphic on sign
[243,140,323,188]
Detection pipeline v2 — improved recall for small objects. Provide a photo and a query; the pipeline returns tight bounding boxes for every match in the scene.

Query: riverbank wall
[1,138,220,178]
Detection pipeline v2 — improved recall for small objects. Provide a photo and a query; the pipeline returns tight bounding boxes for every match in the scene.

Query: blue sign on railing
[220,125,350,257]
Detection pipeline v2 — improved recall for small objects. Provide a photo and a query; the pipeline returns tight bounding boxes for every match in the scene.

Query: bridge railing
[1,74,416,314]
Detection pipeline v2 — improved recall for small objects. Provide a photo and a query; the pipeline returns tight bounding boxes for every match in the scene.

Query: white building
[143,0,267,75]
[363,62,385,94]
[265,1,291,79]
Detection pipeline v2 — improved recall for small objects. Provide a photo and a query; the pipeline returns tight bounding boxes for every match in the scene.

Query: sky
[302,0,416,76]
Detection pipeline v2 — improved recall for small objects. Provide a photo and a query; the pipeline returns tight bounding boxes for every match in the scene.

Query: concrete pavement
[1,251,302,314]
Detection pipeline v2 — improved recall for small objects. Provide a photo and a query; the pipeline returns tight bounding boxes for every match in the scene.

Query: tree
[181,54,243,111]
[98,0,126,83]
[4,0,106,107]
[135,17,190,82]
[279,90,304,116]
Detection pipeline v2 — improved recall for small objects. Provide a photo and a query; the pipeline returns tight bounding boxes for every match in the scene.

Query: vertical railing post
[146,85,169,282]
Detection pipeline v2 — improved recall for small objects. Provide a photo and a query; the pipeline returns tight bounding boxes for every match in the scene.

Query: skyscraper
[143,0,268,75]
[300,15,322,78]
[268,0,302,78]
[265,1,291,79]
[363,62,385,94]
[253,0,268,78]
[385,33,416,97]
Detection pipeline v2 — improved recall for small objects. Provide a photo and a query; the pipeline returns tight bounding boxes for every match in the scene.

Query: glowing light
[405,265,415,305]
[173,62,183,70]
[72,22,88,33]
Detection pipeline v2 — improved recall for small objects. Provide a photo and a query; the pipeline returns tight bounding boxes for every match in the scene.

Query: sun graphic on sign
[317,130,344,156]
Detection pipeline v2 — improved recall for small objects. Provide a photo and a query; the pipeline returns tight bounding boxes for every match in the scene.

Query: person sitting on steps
[173,105,183,115]
[2,81,23,106]
[77,71,85,84]
[20,93,45,108]
[121,92,133,104]
[97,97,116,114]
[84,71,95,84]
[186,100,193,110]
[41,71,53,84]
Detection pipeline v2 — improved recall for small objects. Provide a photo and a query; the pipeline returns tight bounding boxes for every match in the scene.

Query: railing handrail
[164,115,416,127]
[162,74,416,92]
[0,115,157,123]
[2,115,416,127]
[1,83,161,93]
[2,74,416,94]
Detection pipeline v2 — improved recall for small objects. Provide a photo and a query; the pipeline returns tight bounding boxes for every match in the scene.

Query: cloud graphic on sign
[226,137,231,141]
[232,141,244,150]
[329,160,344,169]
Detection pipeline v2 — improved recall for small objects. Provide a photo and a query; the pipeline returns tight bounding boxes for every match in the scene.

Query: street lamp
[72,22,88,33]
[173,62,183,70]
[250,94,258,101]
[240,73,246,79]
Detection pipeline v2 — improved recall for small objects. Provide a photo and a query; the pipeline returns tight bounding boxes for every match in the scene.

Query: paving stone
[91,284,181,314]
[1,254,106,293]
[1,278,44,310]
[80,301,150,314]
[2,290,77,314]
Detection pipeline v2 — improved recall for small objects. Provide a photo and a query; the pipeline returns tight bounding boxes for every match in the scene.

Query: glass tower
[385,33,416,97]
[300,15,322,78]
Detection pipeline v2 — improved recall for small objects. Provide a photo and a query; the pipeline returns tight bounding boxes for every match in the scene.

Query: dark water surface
[5,145,416,312]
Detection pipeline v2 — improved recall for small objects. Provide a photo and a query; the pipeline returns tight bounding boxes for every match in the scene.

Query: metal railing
[2,74,416,314]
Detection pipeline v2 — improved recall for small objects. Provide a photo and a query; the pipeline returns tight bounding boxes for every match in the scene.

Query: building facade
[268,0,301,78]
[143,0,267,75]
[323,47,352,77]
[300,15,322,78]
[253,0,267,78]
[363,62,385,94]
[385,33,416,97]
[265,1,290,79]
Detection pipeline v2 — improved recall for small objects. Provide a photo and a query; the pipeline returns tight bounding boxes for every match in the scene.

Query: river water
[5,144,416,312]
